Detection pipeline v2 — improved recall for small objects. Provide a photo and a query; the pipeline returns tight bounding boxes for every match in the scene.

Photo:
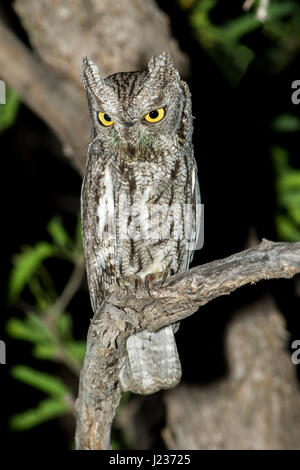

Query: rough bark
[75,239,300,449]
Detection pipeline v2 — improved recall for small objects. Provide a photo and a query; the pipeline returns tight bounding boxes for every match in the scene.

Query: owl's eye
[98,112,114,126]
[144,108,165,123]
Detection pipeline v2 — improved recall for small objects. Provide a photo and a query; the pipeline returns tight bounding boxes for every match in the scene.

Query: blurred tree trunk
[162,293,300,450]
[116,292,300,450]
[0,0,188,174]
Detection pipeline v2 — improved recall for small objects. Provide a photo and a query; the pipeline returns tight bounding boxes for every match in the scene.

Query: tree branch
[0,18,89,175]
[0,0,189,175]
[75,239,300,449]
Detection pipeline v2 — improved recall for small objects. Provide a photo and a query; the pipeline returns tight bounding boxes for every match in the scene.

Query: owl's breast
[107,154,196,280]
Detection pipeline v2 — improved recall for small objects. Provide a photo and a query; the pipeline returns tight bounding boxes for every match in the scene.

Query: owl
[81,52,201,394]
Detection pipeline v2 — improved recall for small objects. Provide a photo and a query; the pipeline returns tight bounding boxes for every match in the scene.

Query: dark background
[1,0,300,450]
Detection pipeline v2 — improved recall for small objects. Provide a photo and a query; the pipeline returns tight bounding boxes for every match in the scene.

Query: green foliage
[0,86,20,132]
[47,216,72,252]
[65,340,86,362]
[56,311,73,338]
[8,242,57,304]
[11,365,70,398]
[9,366,71,431]
[10,398,69,431]
[8,215,83,306]
[181,0,298,85]
[7,313,51,344]
[271,114,300,133]
[7,310,85,364]
[272,146,300,241]
[7,216,84,431]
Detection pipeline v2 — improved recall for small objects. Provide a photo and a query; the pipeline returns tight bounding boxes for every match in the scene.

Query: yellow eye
[98,112,114,126]
[144,108,165,123]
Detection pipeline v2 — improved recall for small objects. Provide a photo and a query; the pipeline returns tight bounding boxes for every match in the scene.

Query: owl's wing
[81,155,116,314]
[186,159,201,266]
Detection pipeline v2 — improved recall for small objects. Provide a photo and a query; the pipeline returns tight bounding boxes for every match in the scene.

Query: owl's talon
[160,270,169,288]
[134,278,141,294]
[145,274,153,297]
[158,269,173,289]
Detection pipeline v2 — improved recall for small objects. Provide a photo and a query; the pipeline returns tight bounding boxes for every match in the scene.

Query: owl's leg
[115,275,143,296]
[134,278,142,294]
[145,271,171,295]
[144,270,174,294]
[116,270,171,297]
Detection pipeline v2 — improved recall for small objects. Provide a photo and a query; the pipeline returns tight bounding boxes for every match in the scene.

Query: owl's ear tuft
[81,57,104,92]
[147,52,180,82]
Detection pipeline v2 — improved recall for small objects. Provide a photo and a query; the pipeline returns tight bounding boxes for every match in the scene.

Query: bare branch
[45,256,86,324]
[75,239,300,449]
[0,18,89,175]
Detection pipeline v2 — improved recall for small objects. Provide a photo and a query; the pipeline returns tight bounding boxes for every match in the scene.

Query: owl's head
[81,52,191,159]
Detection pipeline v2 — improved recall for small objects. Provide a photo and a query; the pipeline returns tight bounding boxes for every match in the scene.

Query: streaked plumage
[81,52,200,394]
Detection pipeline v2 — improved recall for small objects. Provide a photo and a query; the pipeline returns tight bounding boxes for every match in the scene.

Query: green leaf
[0,87,20,133]
[27,276,53,312]
[222,14,261,43]
[267,2,297,20]
[32,343,57,360]
[272,114,300,132]
[8,242,57,303]
[26,312,52,339]
[47,216,72,250]
[289,206,300,226]
[275,214,300,242]
[56,312,73,338]
[65,341,86,362]
[11,365,69,398]
[279,190,300,211]
[220,2,296,44]
[271,146,290,174]
[277,171,300,193]
[6,315,49,343]
[9,398,69,431]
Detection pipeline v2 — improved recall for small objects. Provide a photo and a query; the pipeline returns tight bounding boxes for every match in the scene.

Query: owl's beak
[124,142,137,157]
[118,125,138,156]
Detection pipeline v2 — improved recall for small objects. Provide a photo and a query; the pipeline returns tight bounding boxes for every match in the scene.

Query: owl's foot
[116,275,142,296]
[116,277,130,295]
[145,274,153,297]
[159,269,173,288]
[115,272,166,297]
[134,278,142,294]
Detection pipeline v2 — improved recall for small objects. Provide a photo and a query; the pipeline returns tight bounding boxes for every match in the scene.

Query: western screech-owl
[81,52,201,394]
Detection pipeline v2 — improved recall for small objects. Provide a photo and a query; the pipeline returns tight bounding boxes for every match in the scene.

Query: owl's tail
[119,324,181,395]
